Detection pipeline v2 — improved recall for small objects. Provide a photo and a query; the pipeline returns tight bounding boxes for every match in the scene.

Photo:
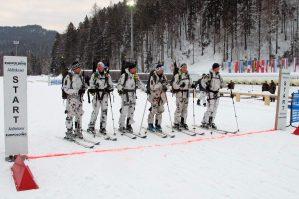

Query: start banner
[3,56,28,156]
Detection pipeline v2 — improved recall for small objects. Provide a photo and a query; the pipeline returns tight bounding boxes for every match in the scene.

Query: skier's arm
[89,73,96,89]
[117,74,125,92]
[107,75,114,91]
[136,77,146,92]
[62,75,78,95]
[172,74,180,90]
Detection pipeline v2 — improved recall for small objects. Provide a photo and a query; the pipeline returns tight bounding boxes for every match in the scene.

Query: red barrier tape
[27,129,276,160]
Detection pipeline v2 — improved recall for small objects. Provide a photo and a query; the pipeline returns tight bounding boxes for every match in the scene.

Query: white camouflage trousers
[198,91,207,104]
[65,97,84,131]
[202,92,220,124]
[147,98,165,125]
[174,96,189,124]
[119,93,136,127]
[88,94,109,129]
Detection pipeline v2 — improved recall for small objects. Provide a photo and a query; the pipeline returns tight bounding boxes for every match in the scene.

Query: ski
[82,137,100,145]
[61,137,95,149]
[195,125,238,135]
[84,130,117,141]
[166,125,196,136]
[131,132,147,138]
[142,127,174,138]
[155,128,176,138]
[116,129,137,139]
[142,127,167,138]
[212,129,239,135]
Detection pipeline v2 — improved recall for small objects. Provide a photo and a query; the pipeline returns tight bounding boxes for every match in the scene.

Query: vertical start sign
[3,56,28,156]
[275,67,291,130]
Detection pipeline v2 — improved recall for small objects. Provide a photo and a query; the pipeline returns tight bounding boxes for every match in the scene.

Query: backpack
[206,71,223,91]
[146,69,156,94]
[120,61,135,87]
[62,71,73,99]
[171,66,191,93]
[170,62,179,93]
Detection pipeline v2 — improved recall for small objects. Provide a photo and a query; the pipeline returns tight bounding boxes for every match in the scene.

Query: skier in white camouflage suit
[87,62,114,135]
[172,63,195,131]
[147,64,168,132]
[117,62,146,133]
[62,61,86,139]
[201,63,226,129]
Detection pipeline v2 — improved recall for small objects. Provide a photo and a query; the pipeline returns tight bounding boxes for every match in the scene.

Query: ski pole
[230,89,240,132]
[138,94,148,135]
[108,93,116,136]
[164,91,174,132]
[192,88,196,130]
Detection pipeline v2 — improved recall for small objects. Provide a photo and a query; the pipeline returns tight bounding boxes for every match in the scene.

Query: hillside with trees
[0,25,56,75]
[51,0,299,73]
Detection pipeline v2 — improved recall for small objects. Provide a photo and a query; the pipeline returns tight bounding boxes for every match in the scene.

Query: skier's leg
[202,93,215,125]
[88,97,100,131]
[147,100,158,125]
[99,96,109,131]
[210,96,220,124]
[119,99,129,129]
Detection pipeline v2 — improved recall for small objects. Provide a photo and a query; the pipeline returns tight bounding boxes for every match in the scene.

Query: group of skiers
[62,61,226,140]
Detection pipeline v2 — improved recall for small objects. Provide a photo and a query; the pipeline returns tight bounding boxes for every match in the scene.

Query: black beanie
[128,62,136,70]
[71,61,81,70]
[156,64,163,69]
[212,63,220,69]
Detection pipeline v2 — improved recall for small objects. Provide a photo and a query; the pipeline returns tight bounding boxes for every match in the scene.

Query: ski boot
[65,129,75,140]
[173,123,181,131]
[155,124,162,132]
[118,126,126,134]
[126,124,133,133]
[87,126,95,135]
[210,123,217,130]
[200,123,209,129]
[197,99,201,106]
[74,129,83,139]
[180,117,189,130]
[180,123,189,130]
[100,128,106,135]
[147,123,156,133]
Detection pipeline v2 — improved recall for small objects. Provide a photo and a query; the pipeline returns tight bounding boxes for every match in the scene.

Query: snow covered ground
[1,76,299,199]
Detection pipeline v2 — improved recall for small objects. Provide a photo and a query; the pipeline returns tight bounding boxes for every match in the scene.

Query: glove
[161,79,166,84]
[133,74,139,80]
[118,89,123,95]
[162,85,167,92]
[78,88,85,95]
[105,87,114,93]
[180,82,186,88]
[191,84,196,89]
